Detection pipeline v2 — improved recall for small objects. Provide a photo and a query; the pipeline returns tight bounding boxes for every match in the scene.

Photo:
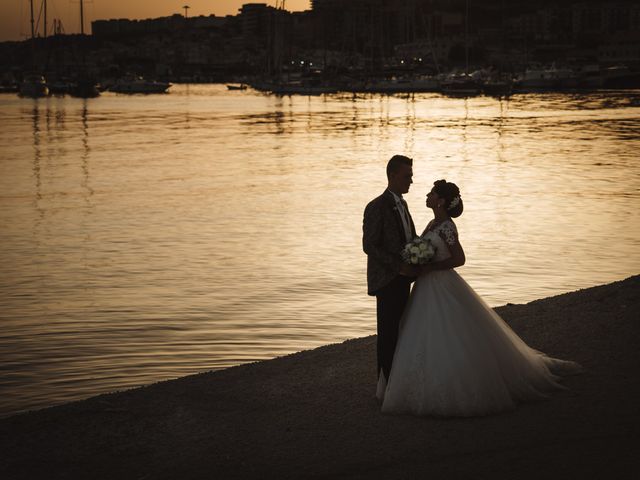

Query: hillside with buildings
[1,0,638,85]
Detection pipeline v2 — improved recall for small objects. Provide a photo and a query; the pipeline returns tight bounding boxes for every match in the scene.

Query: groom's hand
[399,264,420,277]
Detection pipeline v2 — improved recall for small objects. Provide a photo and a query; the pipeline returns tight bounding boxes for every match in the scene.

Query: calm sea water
[1,85,639,416]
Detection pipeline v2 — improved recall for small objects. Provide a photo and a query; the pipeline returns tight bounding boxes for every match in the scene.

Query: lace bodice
[420,219,458,262]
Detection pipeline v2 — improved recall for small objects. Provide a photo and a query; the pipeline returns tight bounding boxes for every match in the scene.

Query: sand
[1,275,638,479]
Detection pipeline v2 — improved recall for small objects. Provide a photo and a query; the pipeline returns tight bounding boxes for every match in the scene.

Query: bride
[380,180,582,417]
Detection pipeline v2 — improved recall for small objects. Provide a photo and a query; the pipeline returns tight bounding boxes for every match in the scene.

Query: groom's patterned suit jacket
[363,190,416,296]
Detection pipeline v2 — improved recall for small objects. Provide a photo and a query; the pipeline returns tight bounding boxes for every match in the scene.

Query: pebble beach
[1,275,638,479]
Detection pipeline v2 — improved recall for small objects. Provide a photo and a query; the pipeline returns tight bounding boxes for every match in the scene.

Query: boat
[226,84,247,90]
[601,65,640,89]
[514,65,578,91]
[440,1,481,97]
[482,79,512,97]
[0,73,19,93]
[574,64,640,90]
[268,81,338,95]
[45,74,99,97]
[441,73,481,96]
[71,77,100,98]
[47,77,74,95]
[109,75,171,94]
[251,74,338,95]
[0,83,18,93]
[514,67,556,90]
[482,73,513,97]
[575,64,604,89]
[19,73,49,98]
[362,75,440,93]
[18,3,49,98]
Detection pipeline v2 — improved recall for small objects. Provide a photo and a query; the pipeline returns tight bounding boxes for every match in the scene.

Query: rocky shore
[1,276,638,480]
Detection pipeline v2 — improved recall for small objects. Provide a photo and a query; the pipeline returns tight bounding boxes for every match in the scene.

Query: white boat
[515,65,577,90]
[109,75,171,94]
[440,73,481,96]
[363,75,440,93]
[251,78,338,95]
[515,68,556,89]
[19,74,49,98]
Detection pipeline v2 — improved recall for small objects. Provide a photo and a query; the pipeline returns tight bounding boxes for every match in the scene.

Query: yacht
[19,74,49,98]
[363,75,440,93]
[109,75,171,94]
[440,72,482,96]
[515,65,577,91]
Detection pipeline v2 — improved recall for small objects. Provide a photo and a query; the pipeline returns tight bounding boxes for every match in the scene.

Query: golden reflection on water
[0,86,639,416]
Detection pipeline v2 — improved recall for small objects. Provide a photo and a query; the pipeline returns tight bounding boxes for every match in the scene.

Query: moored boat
[71,77,100,98]
[363,75,440,93]
[109,75,171,94]
[441,73,482,96]
[251,77,338,95]
[482,73,513,97]
[19,73,49,98]
[47,78,74,95]
[514,65,578,91]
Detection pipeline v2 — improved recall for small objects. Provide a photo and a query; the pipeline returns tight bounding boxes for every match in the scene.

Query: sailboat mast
[43,0,47,38]
[464,0,469,74]
[30,0,35,39]
[80,0,85,35]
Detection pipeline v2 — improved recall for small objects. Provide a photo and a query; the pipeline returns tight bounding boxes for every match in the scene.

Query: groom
[363,155,418,391]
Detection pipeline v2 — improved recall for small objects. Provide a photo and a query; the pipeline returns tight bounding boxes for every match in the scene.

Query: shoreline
[1,275,638,479]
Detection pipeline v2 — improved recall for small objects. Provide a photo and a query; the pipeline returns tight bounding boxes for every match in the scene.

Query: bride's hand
[400,264,421,277]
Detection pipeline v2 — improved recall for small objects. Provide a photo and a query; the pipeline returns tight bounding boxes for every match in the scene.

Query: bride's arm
[420,233,465,274]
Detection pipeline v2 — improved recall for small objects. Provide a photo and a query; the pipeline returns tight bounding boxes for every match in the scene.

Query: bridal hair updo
[433,179,463,218]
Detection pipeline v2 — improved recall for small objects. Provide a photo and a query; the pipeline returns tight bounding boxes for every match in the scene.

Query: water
[1,85,639,416]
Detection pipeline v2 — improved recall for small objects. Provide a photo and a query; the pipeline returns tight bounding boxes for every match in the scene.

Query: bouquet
[401,237,436,265]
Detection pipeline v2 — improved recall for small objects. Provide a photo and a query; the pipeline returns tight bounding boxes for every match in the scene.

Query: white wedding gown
[379,220,582,417]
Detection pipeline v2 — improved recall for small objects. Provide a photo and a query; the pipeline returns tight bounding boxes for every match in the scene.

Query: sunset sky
[1,0,312,42]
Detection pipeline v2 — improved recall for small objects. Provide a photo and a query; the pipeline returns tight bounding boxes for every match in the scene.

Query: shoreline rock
[1,275,638,479]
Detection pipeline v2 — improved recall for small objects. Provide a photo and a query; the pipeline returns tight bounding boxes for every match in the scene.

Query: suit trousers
[376,275,412,380]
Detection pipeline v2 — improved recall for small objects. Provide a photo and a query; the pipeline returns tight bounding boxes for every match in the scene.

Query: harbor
[1,84,639,417]
[2,1,639,97]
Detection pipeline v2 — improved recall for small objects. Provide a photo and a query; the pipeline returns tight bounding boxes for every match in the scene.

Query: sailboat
[109,74,171,94]
[440,0,481,96]
[441,72,481,96]
[482,69,513,97]
[69,0,100,97]
[19,1,49,97]
[19,73,49,97]
[250,2,337,95]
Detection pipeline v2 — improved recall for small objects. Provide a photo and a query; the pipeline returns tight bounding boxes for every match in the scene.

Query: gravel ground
[1,275,638,480]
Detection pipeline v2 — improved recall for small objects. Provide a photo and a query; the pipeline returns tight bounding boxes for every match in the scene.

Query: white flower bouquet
[401,237,436,265]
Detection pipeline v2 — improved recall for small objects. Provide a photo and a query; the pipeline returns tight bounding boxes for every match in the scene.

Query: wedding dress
[380,219,582,417]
